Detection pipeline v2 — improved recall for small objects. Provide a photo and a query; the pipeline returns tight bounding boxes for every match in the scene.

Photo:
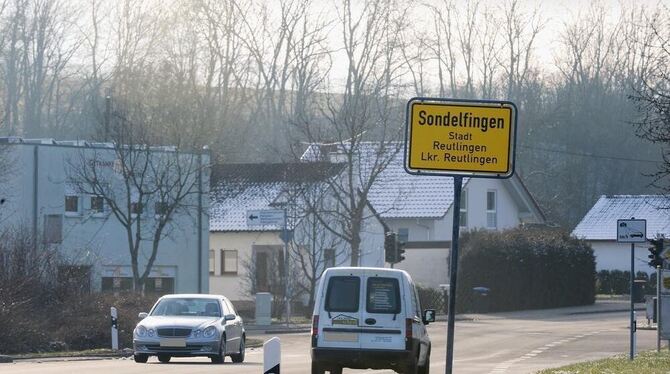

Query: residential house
[305,142,546,288]
[208,162,386,309]
[572,195,670,273]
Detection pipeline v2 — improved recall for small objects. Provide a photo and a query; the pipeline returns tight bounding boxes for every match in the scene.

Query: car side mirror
[138,312,148,320]
[224,313,236,321]
[422,309,436,325]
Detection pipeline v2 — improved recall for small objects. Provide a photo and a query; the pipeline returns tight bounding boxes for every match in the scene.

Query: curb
[569,307,646,316]
[10,352,131,361]
[0,355,13,363]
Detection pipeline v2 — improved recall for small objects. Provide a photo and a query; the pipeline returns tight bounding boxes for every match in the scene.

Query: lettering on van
[332,314,359,326]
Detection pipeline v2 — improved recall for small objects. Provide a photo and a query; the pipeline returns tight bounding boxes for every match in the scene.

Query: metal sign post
[445,176,463,374]
[403,97,517,374]
[616,218,646,360]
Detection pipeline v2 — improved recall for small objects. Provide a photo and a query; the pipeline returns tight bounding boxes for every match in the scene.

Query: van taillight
[405,318,413,350]
[312,315,319,336]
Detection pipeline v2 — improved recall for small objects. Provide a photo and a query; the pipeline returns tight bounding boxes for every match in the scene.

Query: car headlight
[192,329,202,338]
[203,326,217,338]
[147,328,155,337]
[135,325,147,337]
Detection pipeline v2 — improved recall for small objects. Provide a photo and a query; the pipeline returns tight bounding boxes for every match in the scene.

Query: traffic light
[648,238,664,268]
[385,231,398,263]
[397,240,406,263]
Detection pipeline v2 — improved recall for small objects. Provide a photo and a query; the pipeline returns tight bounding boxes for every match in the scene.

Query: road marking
[486,329,610,374]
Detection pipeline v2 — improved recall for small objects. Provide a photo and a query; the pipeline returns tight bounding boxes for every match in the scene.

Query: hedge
[456,227,596,313]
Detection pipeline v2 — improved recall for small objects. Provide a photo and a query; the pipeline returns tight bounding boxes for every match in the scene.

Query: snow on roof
[572,195,670,240]
[369,150,467,218]
[209,163,341,232]
[303,142,466,218]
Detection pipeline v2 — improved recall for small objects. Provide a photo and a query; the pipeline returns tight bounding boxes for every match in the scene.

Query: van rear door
[359,270,405,350]
[317,274,362,350]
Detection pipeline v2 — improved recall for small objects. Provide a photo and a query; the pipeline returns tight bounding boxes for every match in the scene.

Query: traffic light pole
[630,242,635,360]
[445,176,463,374]
[658,265,661,353]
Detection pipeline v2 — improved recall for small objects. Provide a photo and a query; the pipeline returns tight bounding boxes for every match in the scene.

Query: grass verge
[538,350,670,374]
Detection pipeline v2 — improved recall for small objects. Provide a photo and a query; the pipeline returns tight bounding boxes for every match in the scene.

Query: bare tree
[294,0,409,266]
[67,104,206,291]
[632,5,670,192]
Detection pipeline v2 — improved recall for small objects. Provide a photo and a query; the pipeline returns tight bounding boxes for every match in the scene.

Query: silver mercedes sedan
[133,294,245,364]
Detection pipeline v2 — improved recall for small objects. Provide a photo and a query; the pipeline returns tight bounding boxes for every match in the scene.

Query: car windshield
[151,298,221,317]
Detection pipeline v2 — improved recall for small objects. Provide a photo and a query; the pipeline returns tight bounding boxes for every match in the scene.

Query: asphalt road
[0,307,660,374]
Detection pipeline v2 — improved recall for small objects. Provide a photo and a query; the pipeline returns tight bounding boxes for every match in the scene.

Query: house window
[459,189,468,227]
[131,202,143,215]
[65,195,79,213]
[487,190,497,229]
[155,202,168,216]
[101,277,133,292]
[91,196,104,213]
[209,250,215,274]
[398,228,409,243]
[221,250,238,274]
[44,214,63,244]
[145,277,175,294]
[323,248,335,268]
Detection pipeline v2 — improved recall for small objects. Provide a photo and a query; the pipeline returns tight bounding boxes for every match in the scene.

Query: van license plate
[324,332,358,342]
[160,338,186,347]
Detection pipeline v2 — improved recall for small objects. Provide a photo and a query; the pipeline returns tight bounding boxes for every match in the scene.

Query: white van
[311,267,435,374]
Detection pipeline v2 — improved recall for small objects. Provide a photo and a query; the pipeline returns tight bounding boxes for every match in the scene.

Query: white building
[208,162,385,307]
[366,147,546,288]
[572,195,670,273]
[0,137,210,293]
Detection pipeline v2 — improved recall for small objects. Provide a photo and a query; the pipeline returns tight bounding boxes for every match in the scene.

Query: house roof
[572,195,670,240]
[209,162,342,232]
[303,142,546,220]
[368,151,468,218]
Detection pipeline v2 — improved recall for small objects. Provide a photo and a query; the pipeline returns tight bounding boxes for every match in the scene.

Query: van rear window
[366,277,400,314]
[325,276,360,312]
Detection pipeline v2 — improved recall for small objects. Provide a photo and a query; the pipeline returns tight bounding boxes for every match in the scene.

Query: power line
[518,144,662,164]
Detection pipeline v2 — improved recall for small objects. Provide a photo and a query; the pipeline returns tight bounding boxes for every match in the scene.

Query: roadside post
[616,218,646,360]
[404,97,517,374]
[263,337,281,374]
[110,306,119,351]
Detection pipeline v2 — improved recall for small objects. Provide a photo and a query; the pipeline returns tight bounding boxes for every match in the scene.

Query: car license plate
[324,331,358,342]
[160,338,186,347]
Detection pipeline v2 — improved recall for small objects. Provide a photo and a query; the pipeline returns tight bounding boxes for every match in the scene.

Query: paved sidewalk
[245,298,644,334]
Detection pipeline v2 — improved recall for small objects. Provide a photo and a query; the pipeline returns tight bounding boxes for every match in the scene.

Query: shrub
[456,226,596,313]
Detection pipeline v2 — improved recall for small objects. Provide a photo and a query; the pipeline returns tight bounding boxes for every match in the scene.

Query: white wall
[0,143,209,293]
[590,240,653,274]
[383,178,531,290]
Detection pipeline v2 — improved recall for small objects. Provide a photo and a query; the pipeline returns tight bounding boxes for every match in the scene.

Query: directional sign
[616,219,647,243]
[247,209,284,227]
[404,98,517,178]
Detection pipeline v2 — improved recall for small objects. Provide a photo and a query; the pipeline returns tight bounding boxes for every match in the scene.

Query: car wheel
[311,361,325,374]
[231,336,245,363]
[211,336,226,364]
[329,367,343,374]
[402,360,419,374]
[133,354,148,363]
[157,354,171,363]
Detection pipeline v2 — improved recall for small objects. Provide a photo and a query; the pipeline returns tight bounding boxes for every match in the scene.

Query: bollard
[263,337,280,374]
[111,307,119,351]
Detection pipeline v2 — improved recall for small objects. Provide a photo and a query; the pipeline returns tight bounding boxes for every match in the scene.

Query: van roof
[324,267,411,278]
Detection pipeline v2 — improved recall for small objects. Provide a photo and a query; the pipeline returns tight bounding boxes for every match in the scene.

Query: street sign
[616,219,647,243]
[404,98,517,178]
[247,209,284,227]
[661,270,670,295]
